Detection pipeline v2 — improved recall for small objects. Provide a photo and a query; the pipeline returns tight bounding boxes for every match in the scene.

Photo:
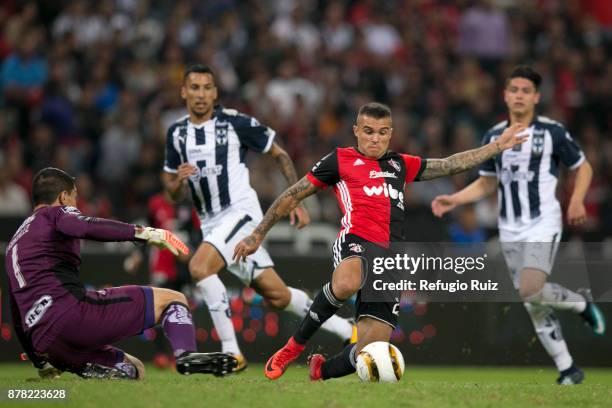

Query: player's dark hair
[32,167,76,206]
[183,64,215,83]
[508,65,542,90]
[357,102,392,119]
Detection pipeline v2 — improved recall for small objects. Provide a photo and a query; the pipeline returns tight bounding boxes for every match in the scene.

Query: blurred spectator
[457,0,510,65]
[0,1,609,238]
[0,154,30,216]
[96,111,141,184]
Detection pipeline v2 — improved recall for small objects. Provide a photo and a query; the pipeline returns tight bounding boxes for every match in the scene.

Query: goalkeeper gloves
[134,227,190,256]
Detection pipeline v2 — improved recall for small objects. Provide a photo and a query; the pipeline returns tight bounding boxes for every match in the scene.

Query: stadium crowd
[0,0,610,239]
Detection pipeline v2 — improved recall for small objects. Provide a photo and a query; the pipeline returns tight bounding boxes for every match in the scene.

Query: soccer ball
[355,341,405,383]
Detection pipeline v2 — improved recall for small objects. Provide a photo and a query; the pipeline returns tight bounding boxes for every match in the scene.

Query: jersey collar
[353,146,392,160]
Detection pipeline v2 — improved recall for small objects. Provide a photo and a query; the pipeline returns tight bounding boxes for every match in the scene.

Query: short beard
[191,106,211,118]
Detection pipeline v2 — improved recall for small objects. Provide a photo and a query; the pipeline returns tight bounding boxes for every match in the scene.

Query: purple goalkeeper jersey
[5,205,136,350]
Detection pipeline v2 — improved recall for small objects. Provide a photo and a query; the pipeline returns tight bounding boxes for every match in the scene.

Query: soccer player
[6,167,237,380]
[163,65,355,372]
[233,102,527,381]
[431,66,605,384]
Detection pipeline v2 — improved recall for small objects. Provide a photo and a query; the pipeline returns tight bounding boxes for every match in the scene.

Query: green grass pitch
[1,364,611,408]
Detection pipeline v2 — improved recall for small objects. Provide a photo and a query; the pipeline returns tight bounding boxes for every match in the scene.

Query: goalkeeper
[5,167,236,380]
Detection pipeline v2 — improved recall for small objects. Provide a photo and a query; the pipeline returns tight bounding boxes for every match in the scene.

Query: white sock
[525,283,586,313]
[196,275,241,355]
[524,302,573,371]
[285,287,353,341]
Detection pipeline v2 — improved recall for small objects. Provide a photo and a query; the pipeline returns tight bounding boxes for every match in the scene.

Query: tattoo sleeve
[253,177,319,238]
[273,145,300,185]
[419,142,499,181]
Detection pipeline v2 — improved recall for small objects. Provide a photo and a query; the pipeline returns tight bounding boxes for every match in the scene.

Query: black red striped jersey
[307,147,425,245]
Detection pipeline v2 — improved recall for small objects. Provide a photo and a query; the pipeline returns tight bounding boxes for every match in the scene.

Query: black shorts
[333,233,399,329]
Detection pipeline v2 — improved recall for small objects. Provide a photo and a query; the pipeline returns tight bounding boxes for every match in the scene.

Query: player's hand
[431,195,457,218]
[38,362,62,379]
[290,205,310,229]
[567,199,587,226]
[495,123,528,151]
[177,163,198,184]
[233,233,263,262]
[135,227,190,256]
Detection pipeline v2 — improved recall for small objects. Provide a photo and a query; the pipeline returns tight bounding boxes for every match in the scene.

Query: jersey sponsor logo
[188,148,204,155]
[348,243,364,253]
[189,165,224,180]
[363,183,404,200]
[369,170,397,179]
[388,159,401,172]
[363,183,405,210]
[500,168,535,184]
[353,158,365,166]
[25,295,53,328]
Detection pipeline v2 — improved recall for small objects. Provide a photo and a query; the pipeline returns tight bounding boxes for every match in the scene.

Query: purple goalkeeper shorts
[37,285,155,373]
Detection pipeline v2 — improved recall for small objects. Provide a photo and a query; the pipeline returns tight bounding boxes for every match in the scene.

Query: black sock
[293,282,343,344]
[321,343,357,379]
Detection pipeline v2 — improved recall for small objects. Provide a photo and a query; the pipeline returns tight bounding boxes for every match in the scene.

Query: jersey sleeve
[551,125,585,170]
[164,124,181,173]
[401,154,425,182]
[307,150,340,188]
[55,206,136,241]
[230,112,276,153]
[478,132,497,177]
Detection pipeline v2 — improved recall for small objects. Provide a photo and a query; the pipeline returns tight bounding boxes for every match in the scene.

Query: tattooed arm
[419,123,528,181]
[233,177,318,261]
[269,143,299,185]
[268,142,311,228]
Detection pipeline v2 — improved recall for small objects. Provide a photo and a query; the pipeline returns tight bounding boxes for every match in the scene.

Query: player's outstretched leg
[264,283,343,379]
[153,287,237,376]
[265,258,363,380]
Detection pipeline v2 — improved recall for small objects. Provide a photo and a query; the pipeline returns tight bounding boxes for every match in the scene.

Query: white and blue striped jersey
[479,116,585,233]
[164,106,276,217]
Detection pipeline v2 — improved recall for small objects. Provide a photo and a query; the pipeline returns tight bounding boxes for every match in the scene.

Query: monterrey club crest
[215,120,228,146]
[531,132,544,156]
[388,159,401,172]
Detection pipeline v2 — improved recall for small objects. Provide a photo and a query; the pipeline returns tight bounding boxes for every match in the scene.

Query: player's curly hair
[32,167,76,205]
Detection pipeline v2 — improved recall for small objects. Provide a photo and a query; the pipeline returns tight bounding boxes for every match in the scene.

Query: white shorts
[201,207,274,286]
[500,225,561,289]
